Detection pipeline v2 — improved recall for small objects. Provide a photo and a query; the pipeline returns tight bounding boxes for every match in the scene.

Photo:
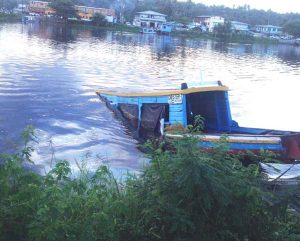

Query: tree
[213,21,232,35]
[284,21,300,38]
[92,12,107,26]
[49,0,77,20]
[3,0,18,11]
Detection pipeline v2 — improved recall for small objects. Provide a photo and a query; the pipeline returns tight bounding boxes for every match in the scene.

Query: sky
[193,0,300,14]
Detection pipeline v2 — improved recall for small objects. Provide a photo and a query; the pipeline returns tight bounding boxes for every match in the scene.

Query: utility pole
[119,0,125,24]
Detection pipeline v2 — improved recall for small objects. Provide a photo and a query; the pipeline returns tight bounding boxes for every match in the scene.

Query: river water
[1,23,300,173]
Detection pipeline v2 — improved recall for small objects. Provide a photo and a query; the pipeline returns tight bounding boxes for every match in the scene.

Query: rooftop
[194,15,223,18]
[137,11,166,16]
[231,21,249,25]
[256,24,282,28]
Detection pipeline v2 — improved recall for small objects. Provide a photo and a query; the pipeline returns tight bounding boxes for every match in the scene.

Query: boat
[140,27,156,34]
[157,23,172,35]
[278,38,297,45]
[96,82,300,162]
[22,14,40,24]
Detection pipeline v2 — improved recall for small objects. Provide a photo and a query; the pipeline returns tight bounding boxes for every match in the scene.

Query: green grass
[170,30,278,44]
[61,20,140,33]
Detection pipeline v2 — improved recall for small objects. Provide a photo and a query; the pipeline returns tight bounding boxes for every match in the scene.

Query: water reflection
[0,23,300,173]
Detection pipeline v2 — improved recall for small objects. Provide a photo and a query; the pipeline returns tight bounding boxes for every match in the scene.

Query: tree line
[49,0,300,36]
[3,0,300,26]
[75,0,300,27]
[2,0,300,36]
[57,0,300,36]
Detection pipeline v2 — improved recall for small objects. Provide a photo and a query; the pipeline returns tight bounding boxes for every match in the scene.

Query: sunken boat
[96,82,300,162]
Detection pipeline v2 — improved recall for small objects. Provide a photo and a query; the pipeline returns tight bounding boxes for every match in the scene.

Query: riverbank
[170,30,278,44]
[69,20,278,45]
[0,13,21,22]
[1,15,279,45]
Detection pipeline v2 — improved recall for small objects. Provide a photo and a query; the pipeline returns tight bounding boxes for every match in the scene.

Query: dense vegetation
[125,0,300,26]
[0,12,21,22]
[1,126,300,240]
[49,0,77,20]
[283,21,300,38]
[70,0,300,27]
[3,0,300,37]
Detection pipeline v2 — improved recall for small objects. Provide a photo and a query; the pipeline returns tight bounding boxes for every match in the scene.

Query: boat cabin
[96,82,235,137]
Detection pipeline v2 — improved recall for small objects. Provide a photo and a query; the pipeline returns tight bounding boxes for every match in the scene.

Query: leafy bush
[0,128,299,241]
[188,114,205,133]
[126,137,300,241]
[283,21,300,38]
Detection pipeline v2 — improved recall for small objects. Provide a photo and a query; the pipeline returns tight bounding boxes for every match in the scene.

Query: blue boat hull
[96,84,300,161]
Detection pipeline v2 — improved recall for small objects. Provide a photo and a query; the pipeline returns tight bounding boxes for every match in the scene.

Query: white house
[13,4,28,14]
[133,11,167,28]
[193,16,224,32]
[231,21,249,32]
[255,25,282,35]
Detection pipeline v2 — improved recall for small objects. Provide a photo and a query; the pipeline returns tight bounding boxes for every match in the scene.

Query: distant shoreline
[0,15,280,45]
[66,21,280,45]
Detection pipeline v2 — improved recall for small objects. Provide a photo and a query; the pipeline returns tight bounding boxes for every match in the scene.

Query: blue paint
[231,126,270,134]
[97,87,299,156]
[224,91,233,130]
[159,23,172,34]
[199,141,284,151]
[214,93,221,131]
[100,90,235,130]
[169,103,184,125]
[182,95,187,127]
[156,96,169,103]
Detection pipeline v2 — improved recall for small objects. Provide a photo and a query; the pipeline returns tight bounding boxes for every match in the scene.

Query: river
[1,23,300,173]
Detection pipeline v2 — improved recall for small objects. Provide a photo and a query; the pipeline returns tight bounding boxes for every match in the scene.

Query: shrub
[0,128,299,241]
[126,137,299,241]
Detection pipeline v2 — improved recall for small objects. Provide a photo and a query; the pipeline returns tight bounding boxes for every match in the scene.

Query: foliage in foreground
[0,128,300,241]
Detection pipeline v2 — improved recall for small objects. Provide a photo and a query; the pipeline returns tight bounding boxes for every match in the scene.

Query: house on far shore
[193,16,224,32]
[231,21,249,33]
[133,11,167,28]
[28,1,116,22]
[255,25,282,35]
[29,1,55,15]
[74,5,116,23]
[13,4,28,14]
